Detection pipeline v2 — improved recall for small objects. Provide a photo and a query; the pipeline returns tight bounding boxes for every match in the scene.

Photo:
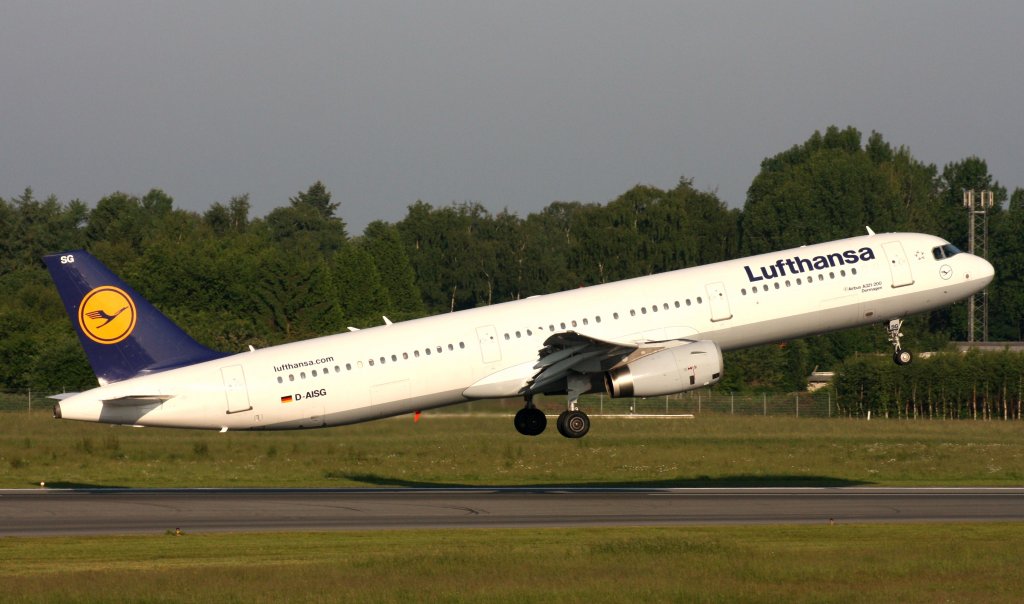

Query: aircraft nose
[973,255,995,286]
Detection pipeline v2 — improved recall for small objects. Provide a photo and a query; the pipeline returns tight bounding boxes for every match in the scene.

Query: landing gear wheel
[514,407,547,436]
[556,410,590,439]
[894,349,913,366]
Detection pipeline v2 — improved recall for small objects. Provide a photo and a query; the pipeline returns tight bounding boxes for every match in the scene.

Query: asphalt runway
[2,487,1023,536]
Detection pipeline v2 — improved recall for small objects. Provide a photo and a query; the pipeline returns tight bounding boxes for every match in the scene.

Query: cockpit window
[932,244,963,260]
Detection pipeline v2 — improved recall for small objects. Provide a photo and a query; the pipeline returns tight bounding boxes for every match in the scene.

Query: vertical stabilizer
[43,250,224,384]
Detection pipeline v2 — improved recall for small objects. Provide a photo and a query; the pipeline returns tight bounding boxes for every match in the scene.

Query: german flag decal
[280,395,293,403]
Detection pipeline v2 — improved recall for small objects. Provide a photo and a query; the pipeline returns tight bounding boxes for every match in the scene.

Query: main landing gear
[556,409,590,439]
[514,374,592,439]
[513,397,546,436]
[887,319,913,366]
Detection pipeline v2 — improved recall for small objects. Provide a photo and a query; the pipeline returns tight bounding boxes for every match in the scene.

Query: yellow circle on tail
[78,286,137,345]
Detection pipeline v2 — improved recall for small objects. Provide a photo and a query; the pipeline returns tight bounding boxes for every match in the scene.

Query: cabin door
[222,365,252,414]
[705,282,733,322]
[882,241,915,288]
[476,325,502,364]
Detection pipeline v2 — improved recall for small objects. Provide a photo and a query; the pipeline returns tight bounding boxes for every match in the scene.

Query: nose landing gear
[887,319,913,366]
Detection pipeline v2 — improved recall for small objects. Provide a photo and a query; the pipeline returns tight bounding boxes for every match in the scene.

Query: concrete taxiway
[2,487,1023,536]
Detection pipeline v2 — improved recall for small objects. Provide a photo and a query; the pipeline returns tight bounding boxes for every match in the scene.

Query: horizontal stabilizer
[47,392,81,400]
[101,395,174,407]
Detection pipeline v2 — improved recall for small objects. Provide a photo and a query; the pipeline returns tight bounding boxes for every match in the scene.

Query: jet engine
[605,340,723,398]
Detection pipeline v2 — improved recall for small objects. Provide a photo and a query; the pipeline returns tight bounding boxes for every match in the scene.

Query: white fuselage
[56,232,994,430]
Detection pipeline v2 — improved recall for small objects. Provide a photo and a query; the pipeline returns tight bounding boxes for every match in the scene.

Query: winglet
[43,250,225,385]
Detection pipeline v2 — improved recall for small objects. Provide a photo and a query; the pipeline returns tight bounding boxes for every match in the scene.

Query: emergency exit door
[705,282,733,322]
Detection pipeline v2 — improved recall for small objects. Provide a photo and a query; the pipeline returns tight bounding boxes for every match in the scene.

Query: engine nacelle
[605,340,723,398]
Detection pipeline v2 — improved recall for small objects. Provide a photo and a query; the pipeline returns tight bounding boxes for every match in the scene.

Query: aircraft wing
[525,331,637,394]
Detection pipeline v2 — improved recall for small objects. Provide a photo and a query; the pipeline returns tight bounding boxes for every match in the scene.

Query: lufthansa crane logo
[78,286,137,345]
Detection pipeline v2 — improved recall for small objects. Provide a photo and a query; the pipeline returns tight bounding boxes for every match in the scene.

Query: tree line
[2,126,1022,395]
[833,351,1024,420]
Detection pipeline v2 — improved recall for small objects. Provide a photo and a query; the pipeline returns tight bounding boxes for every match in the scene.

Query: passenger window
[277,376,283,384]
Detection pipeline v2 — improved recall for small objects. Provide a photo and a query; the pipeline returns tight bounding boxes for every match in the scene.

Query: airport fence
[0,390,47,413]
[1,388,839,417]
[458,390,842,418]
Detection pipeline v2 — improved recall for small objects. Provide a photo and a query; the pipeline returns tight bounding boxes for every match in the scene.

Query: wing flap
[526,331,636,395]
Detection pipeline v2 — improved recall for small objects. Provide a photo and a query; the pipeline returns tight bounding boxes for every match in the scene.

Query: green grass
[4,411,1023,602]
[2,410,1023,488]
[2,524,1023,602]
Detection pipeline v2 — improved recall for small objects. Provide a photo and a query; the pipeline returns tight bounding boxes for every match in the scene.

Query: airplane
[44,229,993,438]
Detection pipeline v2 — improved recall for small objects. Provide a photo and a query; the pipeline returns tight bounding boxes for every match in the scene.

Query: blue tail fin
[43,250,225,384]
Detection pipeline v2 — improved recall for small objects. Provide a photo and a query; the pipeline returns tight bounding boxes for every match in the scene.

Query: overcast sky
[2,1,1021,234]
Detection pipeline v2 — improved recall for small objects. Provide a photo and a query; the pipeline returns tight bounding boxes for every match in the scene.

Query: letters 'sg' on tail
[43,251,223,385]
